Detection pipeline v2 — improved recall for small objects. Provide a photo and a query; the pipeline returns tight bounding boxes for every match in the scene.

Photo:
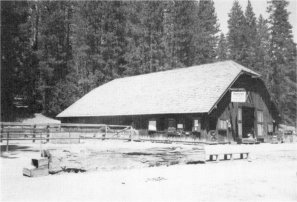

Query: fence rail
[0,122,133,152]
[0,122,238,153]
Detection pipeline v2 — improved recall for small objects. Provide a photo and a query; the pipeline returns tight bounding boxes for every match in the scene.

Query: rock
[49,156,62,174]
[41,150,51,158]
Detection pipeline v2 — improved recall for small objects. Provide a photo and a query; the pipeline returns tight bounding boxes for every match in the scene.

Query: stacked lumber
[241,138,259,144]
[124,145,206,166]
[23,158,49,177]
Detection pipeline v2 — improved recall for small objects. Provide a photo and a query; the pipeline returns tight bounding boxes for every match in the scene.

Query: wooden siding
[210,74,278,142]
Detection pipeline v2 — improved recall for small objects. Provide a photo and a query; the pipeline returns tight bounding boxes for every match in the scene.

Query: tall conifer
[227,0,247,65]
[244,0,257,69]
[267,0,297,124]
[216,33,228,61]
[193,0,220,64]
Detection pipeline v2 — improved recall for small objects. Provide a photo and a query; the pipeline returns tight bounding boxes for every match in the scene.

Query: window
[257,124,263,136]
[148,120,156,131]
[193,118,201,132]
[238,108,242,121]
[237,108,242,136]
[257,111,264,136]
[257,111,263,123]
[268,124,273,133]
[168,119,176,128]
[177,124,184,129]
[218,119,227,130]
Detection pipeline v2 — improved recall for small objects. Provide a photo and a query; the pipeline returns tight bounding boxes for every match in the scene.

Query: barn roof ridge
[111,60,260,83]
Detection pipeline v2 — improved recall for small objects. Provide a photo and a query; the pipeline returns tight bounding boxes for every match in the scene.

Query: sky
[213,0,297,43]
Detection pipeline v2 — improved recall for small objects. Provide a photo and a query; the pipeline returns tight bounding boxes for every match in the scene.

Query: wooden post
[103,125,107,141]
[33,125,36,143]
[40,130,42,155]
[6,129,9,152]
[46,125,50,143]
[130,126,133,142]
[0,123,3,143]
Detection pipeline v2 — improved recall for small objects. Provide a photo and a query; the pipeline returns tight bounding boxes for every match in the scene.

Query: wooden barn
[57,61,279,143]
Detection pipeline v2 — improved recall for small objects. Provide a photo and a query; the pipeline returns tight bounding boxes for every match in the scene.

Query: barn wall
[210,74,277,142]
[60,113,209,139]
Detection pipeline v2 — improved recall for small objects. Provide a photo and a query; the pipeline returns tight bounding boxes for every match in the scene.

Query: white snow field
[1,140,297,202]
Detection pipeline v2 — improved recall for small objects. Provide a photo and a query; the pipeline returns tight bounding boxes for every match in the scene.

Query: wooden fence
[0,122,133,152]
[0,122,232,152]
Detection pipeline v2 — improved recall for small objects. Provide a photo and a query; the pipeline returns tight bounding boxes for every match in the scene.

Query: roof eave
[208,70,259,115]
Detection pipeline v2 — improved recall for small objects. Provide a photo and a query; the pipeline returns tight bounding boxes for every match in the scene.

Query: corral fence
[0,122,212,152]
[0,122,134,152]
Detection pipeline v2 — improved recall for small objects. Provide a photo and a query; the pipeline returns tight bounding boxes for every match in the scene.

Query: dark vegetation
[1,0,296,125]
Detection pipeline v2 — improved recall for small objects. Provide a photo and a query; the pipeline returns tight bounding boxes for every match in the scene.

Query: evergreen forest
[1,0,296,125]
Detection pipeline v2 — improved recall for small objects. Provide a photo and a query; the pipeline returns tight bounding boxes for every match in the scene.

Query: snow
[1,141,297,202]
[21,113,61,124]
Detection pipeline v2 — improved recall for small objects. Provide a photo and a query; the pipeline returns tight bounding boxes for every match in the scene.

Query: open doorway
[242,107,255,138]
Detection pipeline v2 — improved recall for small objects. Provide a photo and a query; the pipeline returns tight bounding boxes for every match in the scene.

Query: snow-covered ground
[1,141,297,202]
[21,113,61,124]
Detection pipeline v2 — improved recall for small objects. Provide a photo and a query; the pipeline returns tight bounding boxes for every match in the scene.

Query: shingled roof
[57,60,260,118]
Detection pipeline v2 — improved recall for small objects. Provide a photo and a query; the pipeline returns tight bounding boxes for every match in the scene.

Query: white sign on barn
[231,91,246,102]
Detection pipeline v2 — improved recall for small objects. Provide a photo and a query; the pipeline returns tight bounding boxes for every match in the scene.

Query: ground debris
[145,177,167,182]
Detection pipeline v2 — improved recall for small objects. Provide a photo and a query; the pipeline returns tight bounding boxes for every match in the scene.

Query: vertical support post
[103,125,107,141]
[40,127,42,155]
[46,124,50,143]
[130,126,133,142]
[33,124,36,143]
[6,129,9,152]
[0,123,3,143]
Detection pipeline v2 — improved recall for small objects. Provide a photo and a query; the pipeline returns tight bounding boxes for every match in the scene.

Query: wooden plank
[23,167,49,177]
[1,128,46,132]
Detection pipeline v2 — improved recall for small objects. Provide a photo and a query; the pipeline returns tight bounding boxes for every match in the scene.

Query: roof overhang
[208,70,260,114]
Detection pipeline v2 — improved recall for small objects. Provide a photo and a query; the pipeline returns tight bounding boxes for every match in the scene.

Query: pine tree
[254,15,270,80]
[244,0,257,69]
[216,33,228,61]
[1,1,38,120]
[71,1,127,95]
[123,1,166,75]
[36,1,74,116]
[160,1,180,70]
[227,0,247,65]
[193,0,220,65]
[172,0,198,67]
[267,0,297,125]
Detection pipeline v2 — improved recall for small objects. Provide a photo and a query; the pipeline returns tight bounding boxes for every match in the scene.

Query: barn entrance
[242,107,255,138]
